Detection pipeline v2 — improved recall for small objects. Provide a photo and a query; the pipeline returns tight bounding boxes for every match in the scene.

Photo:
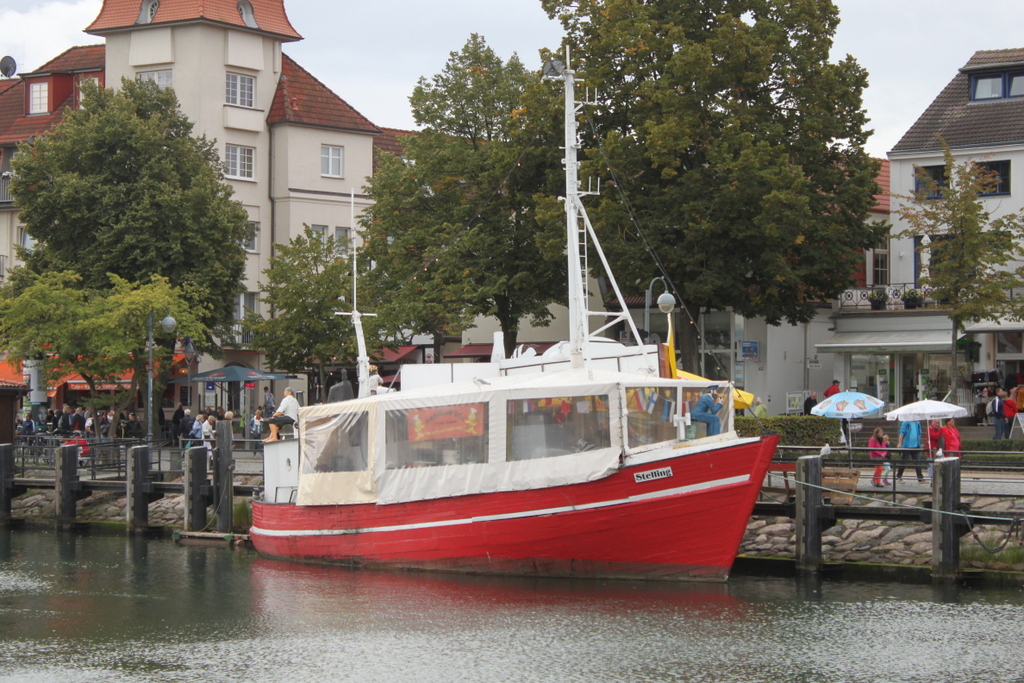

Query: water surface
[1,530,1023,682]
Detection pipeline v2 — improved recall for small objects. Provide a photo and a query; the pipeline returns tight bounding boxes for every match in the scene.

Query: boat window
[385,403,488,469]
[625,387,678,448]
[301,411,368,473]
[506,395,611,461]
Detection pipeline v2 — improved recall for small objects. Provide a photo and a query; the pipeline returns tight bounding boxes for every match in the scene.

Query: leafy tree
[0,272,204,428]
[894,143,1024,386]
[10,78,248,337]
[361,35,565,356]
[244,227,356,398]
[541,0,886,365]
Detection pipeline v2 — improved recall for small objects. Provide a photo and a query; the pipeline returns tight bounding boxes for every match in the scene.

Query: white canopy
[884,399,969,422]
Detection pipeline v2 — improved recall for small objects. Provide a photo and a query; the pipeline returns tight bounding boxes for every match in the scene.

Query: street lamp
[644,277,676,342]
[183,337,196,412]
[147,313,176,442]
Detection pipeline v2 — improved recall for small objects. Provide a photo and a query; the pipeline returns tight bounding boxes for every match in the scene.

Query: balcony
[0,175,12,203]
[838,283,940,311]
[224,322,254,348]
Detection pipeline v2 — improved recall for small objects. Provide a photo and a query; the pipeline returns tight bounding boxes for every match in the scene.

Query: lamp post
[183,337,196,412]
[644,277,672,343]
[147,313,176,442]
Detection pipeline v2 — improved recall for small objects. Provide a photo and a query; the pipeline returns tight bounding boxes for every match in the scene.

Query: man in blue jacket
[896,419,924,482]
[691,387,724,437]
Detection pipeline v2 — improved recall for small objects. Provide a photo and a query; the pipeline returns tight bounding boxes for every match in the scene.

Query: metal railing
[0,175,11,203]
[226,322,254,347]
[838,283,938,310]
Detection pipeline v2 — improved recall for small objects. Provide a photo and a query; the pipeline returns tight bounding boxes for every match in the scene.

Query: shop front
[816,317,958,410]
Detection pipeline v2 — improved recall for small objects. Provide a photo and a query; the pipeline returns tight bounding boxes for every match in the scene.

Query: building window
[28,82,48,114]
[242,221,259,251]
[978,160,1011,196]
[18,227,34,253]
[78,76,99,103]
[137,0,159,24]
[914,165,946,199]
[225,144,255,179]
[321,145,343,178]
[236,292,258,319]
[225,73,255,108]
[137,70,172,89]
[872,243,889,286]
[237,0,258,28]
[970,71,1024,101]
[334,227,351,256]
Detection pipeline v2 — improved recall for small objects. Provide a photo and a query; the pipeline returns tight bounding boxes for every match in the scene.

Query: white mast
[336,189,375,397]
[546,55,652,373]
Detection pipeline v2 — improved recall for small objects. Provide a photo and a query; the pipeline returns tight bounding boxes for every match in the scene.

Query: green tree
[362,35,565,356]
[244,227,356,397]
[10,78,248,336]
[0,272,204,425]
[895,143,1024,387]
[541,0,886,365]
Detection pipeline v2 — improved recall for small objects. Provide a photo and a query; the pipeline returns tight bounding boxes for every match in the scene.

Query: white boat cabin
[263,369,737,506]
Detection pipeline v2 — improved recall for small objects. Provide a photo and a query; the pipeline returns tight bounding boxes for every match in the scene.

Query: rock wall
[741,492,1024,571]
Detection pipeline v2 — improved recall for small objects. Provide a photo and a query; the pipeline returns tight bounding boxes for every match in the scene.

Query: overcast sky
[3,0,1024,158]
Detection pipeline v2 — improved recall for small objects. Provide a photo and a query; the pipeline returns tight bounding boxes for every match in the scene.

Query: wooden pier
[0,422,257,533]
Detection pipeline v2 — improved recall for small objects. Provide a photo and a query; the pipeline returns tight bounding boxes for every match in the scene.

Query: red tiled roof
[268,54,379,134]
[0,46,105,146]
[872,158,890,214]
[892,48,1024,153]
[373,126,415,173]
[0,80,17,97]
[86,0,301,41]
[33,44,106,74]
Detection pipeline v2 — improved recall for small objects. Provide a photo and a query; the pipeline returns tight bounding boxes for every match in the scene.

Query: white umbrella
[884,400,969,422]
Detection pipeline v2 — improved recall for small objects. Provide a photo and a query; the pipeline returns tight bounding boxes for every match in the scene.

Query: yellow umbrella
[676,370,755,409]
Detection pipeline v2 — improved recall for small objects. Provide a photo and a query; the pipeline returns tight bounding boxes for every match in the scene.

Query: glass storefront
[849,354,891,402]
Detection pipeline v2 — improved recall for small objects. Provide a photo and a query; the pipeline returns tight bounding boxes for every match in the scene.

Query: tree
[361,35,565,356]
[0,272,204,422]
[894,143,1024,387]
[10,78,248,336]
[541,0,886,366]
[244,227,356,398]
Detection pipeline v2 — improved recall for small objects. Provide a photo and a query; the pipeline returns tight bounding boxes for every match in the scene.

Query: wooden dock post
[183,445,209,532]
[795,454,824,575]
[126,445,154,534]
[213,422,234,533]
[932,456,962,581]
[0,444,22,524]
[54,444,81,529]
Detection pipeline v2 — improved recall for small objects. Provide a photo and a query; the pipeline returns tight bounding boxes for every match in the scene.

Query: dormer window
[137,0,159,24]
[28,82,48,115]
[970,71,1024,101]
[237,0,258,28]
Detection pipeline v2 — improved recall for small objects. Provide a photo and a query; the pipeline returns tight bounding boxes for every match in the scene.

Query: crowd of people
[15,404,147,440]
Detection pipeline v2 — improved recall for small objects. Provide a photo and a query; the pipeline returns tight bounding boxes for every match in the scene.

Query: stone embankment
[11,475,263,527]
[741,492,1024,571]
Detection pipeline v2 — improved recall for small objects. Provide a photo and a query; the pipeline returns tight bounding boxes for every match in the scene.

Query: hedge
[735,416,840,447]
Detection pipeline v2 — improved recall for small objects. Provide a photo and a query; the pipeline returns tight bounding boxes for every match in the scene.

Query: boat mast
[557,58,588,369]
[547,55,653,372]
[336,189,375,398]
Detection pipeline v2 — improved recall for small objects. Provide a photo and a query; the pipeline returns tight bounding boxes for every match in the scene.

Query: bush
[961,440,1024,453]
[736,415,841,447]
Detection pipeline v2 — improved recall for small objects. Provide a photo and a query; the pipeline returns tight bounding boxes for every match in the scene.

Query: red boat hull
[251,435,778,581]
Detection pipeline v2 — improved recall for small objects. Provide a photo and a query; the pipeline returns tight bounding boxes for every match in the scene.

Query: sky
[3,0,1024,158]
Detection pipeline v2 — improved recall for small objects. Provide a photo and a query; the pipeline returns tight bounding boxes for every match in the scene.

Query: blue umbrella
[811,391,885,419]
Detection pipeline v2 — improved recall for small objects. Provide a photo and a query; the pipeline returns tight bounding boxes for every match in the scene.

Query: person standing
[803,392,817,416]
[171,404,185,446]
[264,387,300,442]
[752,398,768,419]
[1005,387,1019,439]
[989,388,1008,440]
[941,420,962,458]
[263,387,276,416]
[823,380,841,398]
[896,419,924,483]
[926,419,944,479]
[868,427,890,487]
